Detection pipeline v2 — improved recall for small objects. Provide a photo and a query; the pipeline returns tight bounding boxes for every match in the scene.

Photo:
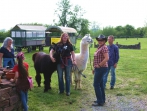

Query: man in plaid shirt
[103,35,119,89]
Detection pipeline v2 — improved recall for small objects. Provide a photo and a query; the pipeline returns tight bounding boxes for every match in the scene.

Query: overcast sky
[0,0,147,30]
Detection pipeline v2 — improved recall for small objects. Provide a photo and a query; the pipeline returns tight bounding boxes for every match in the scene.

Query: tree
[54,0,72,26]
[76,18,90,36]
[0,30,11,42]
[115,26,125,37]
[54,0,90,36]
[143,22,147,38]
[124,24,135,37]
[101,26,116,36]
[90,22,100,38]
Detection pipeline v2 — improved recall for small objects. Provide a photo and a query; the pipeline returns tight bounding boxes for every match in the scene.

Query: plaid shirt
[93,44,108,68]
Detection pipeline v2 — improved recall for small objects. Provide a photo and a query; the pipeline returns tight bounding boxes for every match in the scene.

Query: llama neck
[80,43,89,57]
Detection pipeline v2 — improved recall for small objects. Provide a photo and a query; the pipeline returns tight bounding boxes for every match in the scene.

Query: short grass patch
[12,38,147,110]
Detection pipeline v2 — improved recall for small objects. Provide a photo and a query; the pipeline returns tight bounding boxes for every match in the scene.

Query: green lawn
[14,38,147,111]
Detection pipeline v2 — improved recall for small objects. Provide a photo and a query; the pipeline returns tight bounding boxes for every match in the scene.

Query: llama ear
[85,34,89,37]
[86,34,90,37]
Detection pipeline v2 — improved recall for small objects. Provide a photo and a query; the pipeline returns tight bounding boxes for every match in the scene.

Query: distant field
[2,38,147,111]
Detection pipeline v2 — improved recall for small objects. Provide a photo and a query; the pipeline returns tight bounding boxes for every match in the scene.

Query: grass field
[13,38,147,111]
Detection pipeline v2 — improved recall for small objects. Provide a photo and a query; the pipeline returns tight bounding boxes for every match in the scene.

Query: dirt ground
[80,93,147,111]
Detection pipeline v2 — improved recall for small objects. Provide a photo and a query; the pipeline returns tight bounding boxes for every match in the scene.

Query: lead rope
[89,44,93,72]
[60,54,86,78]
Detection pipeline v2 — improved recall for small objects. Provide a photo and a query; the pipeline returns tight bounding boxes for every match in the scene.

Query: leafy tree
[54,0,90,36]
[133,27,144,37]
[74,18,90,37]
[0,30,11,42]
[90,22,100,38]
[143,22,147,38]
[101,26,116,37]
[54,0,71,26]
[0,31,5,41]
[124,24,135,37]
[115,26,125,37]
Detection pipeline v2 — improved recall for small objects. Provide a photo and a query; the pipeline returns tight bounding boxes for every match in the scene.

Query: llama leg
[70,72,73,85]
[77,73,82,89]
[74,80,78,90]
[35,72,41,87]
[43,73,51,92]
[78,80,82,89]
[74,72,78,90]
[48,73,52,90]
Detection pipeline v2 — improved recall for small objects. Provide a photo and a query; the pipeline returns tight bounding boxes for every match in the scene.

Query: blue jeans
[93,67,107,104]
[20,91,28,111]
[57,59,72,93]
[103,66,116,88]
[3,58,15,68]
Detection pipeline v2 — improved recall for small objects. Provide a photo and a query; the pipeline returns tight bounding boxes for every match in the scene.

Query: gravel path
[92,95,147,111]
[80,94,147,111]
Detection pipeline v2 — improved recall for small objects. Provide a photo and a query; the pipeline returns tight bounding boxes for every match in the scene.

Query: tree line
[90,24,147,38]
[1,24,146,41]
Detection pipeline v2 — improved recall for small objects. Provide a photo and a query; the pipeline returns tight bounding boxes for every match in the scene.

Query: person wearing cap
[92,34,109,106]
[50,32,76,96]
[10,52,30,111]
[0,37,15,68]
[103,35,119,89]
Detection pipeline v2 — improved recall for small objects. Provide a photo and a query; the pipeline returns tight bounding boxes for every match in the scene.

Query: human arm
[0,53,3,68]
[49,49,56,62]
[114,63,117,68]
[98,52,109,67]
[10,71,19,83]
[71,51,76,65]
[114,46,119,68]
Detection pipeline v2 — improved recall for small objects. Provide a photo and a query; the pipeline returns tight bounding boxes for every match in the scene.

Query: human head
[16,52,28,78]
[107,35,114,45]
[96,34,107,46]
[16,52,25,60]
[59,33,71,44]
[2,37,13,48]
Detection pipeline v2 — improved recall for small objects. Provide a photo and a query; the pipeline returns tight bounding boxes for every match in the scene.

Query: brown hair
[17,54,28,79]
[58,33,72,45]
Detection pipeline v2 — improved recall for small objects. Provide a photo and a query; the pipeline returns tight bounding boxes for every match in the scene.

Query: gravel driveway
[80,94,147,111]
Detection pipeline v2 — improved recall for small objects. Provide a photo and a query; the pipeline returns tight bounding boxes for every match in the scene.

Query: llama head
[81,34,93,45]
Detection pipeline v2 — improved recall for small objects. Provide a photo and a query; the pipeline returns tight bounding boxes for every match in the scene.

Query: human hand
[114,63,117,68]
[51,57,56,62]
[72,60,76,65]
[10,78,14,82]
[94,64,101,68]
[92,70,94,74]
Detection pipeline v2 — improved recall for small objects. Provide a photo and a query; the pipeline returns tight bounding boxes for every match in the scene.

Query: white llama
[71,34,93,90]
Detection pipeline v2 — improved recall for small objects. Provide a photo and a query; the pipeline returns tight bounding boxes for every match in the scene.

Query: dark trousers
[93,67,108,103]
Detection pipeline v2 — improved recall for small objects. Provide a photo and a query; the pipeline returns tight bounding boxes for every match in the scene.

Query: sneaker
[58,92,64,94]
[94,100,105,104]
[66,92,70,96]
[110,86,114,89]
[92,103,104,106]
[94,101,97,103]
